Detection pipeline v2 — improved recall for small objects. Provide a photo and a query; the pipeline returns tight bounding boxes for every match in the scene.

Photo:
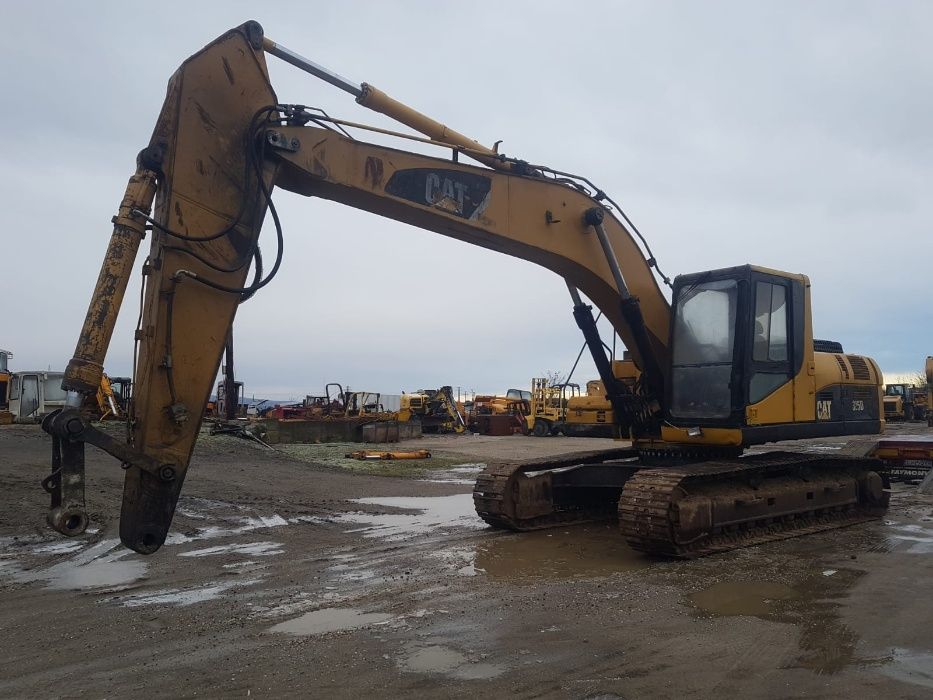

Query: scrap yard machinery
[399,386,466,433]
[883,383,921,422]
[43,22,890,556]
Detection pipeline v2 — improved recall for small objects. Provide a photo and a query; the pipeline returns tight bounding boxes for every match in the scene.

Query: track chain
[475,451,889,558]
[618,454,889,558]
[473,462,617,531]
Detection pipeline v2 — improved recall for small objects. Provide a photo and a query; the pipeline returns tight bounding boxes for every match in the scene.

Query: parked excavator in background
[399,386,466,433]
[39,23,896,558]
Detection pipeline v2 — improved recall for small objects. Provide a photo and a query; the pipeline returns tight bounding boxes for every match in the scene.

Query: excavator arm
[46,22,672,553]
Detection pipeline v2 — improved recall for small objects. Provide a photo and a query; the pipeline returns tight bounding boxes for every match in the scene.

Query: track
[473,448,638,531]
[473,451,889,558]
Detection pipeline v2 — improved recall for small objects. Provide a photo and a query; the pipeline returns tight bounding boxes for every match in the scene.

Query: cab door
[747,279,793,407]
[20,374,40,419]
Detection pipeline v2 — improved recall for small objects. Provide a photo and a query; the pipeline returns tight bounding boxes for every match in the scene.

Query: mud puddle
[335,494,486,540]
[465,525,649,583]
[399,644,504,680]
[689,568,865,673]
[689,581,797,616]
[268,607,392,636]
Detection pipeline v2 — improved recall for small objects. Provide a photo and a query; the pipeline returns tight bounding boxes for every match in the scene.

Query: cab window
[749,281,791,404]
[753,282,787,362]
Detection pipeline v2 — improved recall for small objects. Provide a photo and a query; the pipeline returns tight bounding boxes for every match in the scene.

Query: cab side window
[749,281,791,404]
[753,282,787,362]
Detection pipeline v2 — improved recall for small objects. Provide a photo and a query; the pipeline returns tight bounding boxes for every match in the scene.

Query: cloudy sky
[2,1,930,399]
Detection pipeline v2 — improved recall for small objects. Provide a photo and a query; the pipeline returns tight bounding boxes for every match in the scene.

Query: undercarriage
[473,448,889,558]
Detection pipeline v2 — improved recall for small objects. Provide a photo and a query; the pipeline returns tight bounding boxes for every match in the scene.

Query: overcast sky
[2,1,930,399]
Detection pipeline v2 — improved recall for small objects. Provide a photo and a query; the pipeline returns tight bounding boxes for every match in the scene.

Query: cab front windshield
[670,279,738,419]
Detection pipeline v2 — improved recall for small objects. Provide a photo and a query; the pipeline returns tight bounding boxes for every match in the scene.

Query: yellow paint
[659,426,744,446]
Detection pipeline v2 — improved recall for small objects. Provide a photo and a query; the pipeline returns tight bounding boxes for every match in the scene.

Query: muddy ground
[1,423,932,699]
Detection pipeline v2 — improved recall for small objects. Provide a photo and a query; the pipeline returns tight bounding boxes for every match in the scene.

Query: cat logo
[384,168,492,220]
[816,399,832,421]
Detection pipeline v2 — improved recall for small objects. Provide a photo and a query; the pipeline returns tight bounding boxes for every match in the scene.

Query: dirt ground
[1,423,932,699]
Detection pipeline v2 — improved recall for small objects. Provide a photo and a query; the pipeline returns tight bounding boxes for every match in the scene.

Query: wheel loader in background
[883,382,927,422]
[528,357,640,437]
[41,22,896,558]
[883,383,916,421]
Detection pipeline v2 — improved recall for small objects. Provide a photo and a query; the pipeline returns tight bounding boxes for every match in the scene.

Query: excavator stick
[44,23,278,553]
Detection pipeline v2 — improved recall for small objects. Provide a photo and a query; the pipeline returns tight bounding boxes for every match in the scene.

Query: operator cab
[666,264,806,428]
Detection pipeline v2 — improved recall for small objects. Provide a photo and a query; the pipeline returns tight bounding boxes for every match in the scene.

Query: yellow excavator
[399,386,466,433]
[42,22,890,557]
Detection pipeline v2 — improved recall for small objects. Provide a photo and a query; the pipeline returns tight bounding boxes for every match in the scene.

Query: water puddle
[402,645,466,673]
[432,546,481,577]
[887,523,933,554]
[470,525,649,583]
[3,538,147,591]
[119,578,262,607]
[328,560,380,582]
[165,506,291,546]
[335,494,485,540]
[268,607,392,636]
[421,463,486,485]
[178,541,283,558]
[166,496,324,547]
[399,644,504,679]
[878,648,933,690]
[32,541,86,555]
[688,568,865,674]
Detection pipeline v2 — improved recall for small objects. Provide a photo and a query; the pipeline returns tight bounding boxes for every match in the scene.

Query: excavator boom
[47,22,668,553]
